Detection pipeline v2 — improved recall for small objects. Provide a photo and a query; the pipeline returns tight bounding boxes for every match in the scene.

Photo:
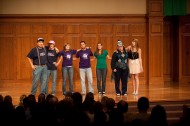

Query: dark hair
[137,97,149,111]
[80,41,86,44]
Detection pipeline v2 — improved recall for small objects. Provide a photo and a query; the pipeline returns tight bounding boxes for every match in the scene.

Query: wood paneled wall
[0,15,147,84]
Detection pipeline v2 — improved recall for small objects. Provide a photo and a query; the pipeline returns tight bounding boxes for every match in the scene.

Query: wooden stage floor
[0,79,190,106]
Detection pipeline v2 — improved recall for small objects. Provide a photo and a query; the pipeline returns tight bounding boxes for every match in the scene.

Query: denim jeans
[31,65,48,95]
[96,68,107,93]
[62,67,74,94]
[79,68,94,94]
[46,69,57,94]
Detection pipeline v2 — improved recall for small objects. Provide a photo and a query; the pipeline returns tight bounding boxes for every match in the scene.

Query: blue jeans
[79,68,94,94]
[31,65,48,95]
[62,67,74,94]
[96,68,107,93]
[46,69,57,94]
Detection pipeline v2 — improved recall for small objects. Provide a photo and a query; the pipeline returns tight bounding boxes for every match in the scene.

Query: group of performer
[27,38,143,96]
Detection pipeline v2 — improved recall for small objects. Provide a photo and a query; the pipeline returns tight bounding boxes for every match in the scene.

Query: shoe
[98,92,102,94]
[102,92,105,94]
[123,93,127,96]
[116,93,121,96]
[132,91,136,95]
[81,92,86,95]
[51,93,55,96]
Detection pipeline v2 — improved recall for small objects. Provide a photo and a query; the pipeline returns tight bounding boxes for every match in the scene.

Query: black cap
[37,38,44,42]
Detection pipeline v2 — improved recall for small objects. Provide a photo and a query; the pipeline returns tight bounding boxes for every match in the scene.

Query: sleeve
[27,48,35,59]
[94,51,97,58]
[111,51,117,70]
[105,50,108,56]
[57,50,62,57]
[73,49,77,54]
[76,51,79,58]
[89,49,93,56]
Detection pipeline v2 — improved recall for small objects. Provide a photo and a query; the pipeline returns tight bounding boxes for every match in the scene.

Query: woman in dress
[127,38,143,95]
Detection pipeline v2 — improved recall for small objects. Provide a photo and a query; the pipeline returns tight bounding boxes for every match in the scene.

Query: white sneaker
[123,93,127,96]
[81,92,86,95]
[116,93,120,96]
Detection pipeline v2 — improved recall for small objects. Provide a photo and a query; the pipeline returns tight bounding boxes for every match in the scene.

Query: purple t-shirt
[59,50,77,67]
[76,48,93,68]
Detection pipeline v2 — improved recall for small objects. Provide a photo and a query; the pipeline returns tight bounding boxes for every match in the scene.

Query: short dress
[128,50,143,74]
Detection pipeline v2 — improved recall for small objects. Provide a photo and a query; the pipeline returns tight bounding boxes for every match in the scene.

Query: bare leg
[131,74,136,94]
[134,74,139,94]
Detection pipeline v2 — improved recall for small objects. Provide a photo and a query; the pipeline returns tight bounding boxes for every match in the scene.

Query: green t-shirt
[94,50,108,69]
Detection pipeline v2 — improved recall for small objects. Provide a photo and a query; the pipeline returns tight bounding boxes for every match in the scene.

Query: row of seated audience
[0,92,189,126]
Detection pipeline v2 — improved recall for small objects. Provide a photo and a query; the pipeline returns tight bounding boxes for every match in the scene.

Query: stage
[0,79,190,106]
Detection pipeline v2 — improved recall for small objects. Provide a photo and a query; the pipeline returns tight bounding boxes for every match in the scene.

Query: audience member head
[117,100,128,113]
[148,104,168,126]
[137,96,149,113]
[38,93,46,103]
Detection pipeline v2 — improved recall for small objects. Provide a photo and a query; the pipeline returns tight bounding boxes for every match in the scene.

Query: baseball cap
[48,40,55,45]
[117,40,123,46]
[37,38,44,42]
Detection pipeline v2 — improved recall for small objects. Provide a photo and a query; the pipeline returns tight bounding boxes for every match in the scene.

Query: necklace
[132,51,136,59]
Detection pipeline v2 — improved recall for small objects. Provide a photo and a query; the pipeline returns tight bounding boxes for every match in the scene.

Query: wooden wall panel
[163,18,173,81]
[0,38,15,80]
[182,36,190,76]
[15,37,32,80]
[33,24,48,34]
[147,0,163,17]
[148,20,163,84]
[0,15,147,85]
[0,24,14,35]
[179,16,190,82]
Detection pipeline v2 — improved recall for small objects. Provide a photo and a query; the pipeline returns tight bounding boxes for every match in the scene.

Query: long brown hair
[63,43,71,52]
[95,43,103,55]
[131,38,140,51]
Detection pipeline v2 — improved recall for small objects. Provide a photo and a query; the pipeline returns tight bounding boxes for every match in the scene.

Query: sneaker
[116,93,120,96]
[123,93,127,96]
[102,92,105,94]
[81,92,86,95]
[98,92,102,94]
[132,92,136,95]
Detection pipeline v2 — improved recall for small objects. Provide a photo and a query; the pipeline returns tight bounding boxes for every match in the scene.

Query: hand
[53,62,58,67]
[55,47,59,53]
[77,49,81,52]
[73,57,77,60]
[113,69,117,72]
[107,56,112,60]
[90,58,94,61]
[32,65,36,70]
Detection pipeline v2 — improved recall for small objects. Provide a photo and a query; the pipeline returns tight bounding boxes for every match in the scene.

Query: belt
[34,64,46,66]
